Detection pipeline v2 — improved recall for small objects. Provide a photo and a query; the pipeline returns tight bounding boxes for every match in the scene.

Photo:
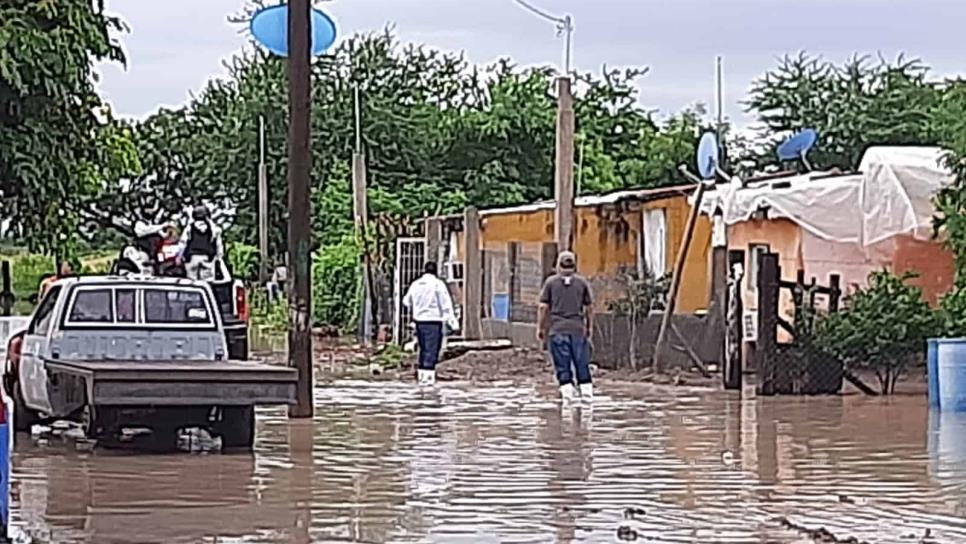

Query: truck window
[144,289,212,325]
[29,286,61,335]
[68,289,114,323]
[116,289,136,323]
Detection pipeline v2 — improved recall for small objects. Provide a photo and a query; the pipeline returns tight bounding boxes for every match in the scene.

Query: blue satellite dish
[249,4,337,57]
[696,132,719,180]
[777,129,818,162]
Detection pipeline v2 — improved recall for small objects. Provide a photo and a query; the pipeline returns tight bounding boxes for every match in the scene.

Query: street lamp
[512,0,574,76]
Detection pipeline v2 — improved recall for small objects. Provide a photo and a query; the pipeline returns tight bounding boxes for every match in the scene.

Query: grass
[1,249,117,315]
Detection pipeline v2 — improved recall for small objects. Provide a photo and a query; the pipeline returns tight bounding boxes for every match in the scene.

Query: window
[29,286,61,335]
[748,244,771,292]
[68,289,114,323]
[144,289,211,325]
[641,208,667,278]
[116,289,136,323]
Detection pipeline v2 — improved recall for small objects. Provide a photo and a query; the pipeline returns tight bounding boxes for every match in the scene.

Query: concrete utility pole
[352,86,372,346]
[287,0,313,418]
[554,76,575,251]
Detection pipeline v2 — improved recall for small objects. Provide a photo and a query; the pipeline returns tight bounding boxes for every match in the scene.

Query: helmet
[191,205,210,221]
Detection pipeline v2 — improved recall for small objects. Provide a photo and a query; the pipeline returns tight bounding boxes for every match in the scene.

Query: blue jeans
[415,322,443,370]
[549,334,592,386]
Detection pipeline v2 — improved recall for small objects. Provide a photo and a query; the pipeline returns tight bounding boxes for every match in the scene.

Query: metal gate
[393,237,426,344]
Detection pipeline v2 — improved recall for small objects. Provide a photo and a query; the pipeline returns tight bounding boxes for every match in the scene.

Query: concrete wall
[482,305,724,371]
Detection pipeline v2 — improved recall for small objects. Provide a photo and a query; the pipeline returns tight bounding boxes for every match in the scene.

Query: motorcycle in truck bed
[3,276,296,450]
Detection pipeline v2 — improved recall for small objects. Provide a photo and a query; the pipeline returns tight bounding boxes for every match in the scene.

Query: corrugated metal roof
[478,184,696,217]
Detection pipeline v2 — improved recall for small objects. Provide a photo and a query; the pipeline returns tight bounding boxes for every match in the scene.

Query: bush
[812,271,941,394]
[227,242,259,281]
[311,235,361,333]
[11,253,55,303]
[248,288,288,334]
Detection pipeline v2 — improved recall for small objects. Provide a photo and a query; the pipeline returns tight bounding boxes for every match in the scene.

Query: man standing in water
[403,262,459,385]
[537,251,594,402]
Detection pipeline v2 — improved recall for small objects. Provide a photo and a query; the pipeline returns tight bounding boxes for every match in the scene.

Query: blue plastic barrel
[928,339,940,408]
[0,391,10,540]
[935,338,966,411]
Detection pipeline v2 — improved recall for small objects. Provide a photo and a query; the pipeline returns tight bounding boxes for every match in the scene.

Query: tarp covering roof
[698,146,953,246]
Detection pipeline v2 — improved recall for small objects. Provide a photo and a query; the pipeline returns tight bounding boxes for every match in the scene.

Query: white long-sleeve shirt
[403,274,457,326]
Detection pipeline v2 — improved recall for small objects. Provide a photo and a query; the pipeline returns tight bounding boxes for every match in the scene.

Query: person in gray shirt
[537,251,594,402]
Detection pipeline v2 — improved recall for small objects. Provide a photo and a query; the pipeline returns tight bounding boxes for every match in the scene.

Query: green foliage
[10,253,53,303]
[607,268,670,316]
[0,1,140,251]
[226,242,259,281]
[248,288,288,335]
[812,271,941,394]
[312,236,361,332]
[745,53,941,171]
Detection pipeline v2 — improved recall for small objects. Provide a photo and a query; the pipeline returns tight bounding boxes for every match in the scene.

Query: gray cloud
[99,0,966,124]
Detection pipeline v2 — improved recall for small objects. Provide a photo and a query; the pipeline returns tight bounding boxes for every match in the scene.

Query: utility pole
[287,0,313,418]
[511,1,577,252]
[554,76,575,251]
[258,115,270,282]
[352,85,372,346]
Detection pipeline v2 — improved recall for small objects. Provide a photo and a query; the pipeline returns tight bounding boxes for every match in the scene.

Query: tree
[745,53,941,171]
[0,0,138,254]
[812,271,940,394]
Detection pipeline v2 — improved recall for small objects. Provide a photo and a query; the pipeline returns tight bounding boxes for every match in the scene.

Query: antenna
[249,4,337,57]
[776,129,818,171]
[512,0,574,75]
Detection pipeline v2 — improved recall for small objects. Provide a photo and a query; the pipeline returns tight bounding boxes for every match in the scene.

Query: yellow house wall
[468,195,712,313]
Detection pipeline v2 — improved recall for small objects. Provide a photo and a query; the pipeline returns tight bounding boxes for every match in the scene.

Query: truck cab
[3,275,294,450]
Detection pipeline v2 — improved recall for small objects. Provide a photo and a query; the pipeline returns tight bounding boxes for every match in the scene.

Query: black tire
[12,382,38,433]
[215,406,255,450]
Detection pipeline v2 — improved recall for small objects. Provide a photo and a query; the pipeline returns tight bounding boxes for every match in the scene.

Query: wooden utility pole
[654,178,708,371]
[554,77,575,251]
[287,0,313,418]
[258,115,270,282]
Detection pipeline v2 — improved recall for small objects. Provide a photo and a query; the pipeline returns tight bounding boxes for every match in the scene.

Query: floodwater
[8,377,966,543]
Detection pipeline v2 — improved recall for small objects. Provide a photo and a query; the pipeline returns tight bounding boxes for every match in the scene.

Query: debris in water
[30,424,51,439]
[616,525,639,541]
[177,427,222,453]
[623,507,647,519]
[75,439,97,452]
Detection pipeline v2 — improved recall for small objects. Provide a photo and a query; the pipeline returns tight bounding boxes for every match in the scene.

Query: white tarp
[698,146,953,246]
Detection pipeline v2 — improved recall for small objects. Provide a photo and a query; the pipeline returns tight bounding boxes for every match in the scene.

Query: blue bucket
[934,338,966,411]
[928,339,940,408]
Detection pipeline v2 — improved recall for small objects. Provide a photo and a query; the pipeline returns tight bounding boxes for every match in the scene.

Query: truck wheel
[216,406,255,450]
[12,383,38,433]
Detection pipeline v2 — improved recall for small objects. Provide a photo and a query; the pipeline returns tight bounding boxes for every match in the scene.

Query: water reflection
[8,379,966,543]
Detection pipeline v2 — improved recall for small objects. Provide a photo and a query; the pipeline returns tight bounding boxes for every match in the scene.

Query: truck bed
[44,359,297,407]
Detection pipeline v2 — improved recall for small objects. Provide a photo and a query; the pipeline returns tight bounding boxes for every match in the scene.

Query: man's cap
[557,251,576,269]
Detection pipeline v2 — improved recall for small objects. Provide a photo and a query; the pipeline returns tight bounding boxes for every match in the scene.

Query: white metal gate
[393,237,426,344]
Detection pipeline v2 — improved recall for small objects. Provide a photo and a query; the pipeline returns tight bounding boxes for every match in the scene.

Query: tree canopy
[0,0,140,254]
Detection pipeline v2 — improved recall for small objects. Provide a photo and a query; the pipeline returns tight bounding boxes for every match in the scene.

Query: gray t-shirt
[539,273,592,337]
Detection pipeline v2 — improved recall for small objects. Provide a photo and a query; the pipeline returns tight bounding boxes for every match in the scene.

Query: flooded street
[8,377,966,543]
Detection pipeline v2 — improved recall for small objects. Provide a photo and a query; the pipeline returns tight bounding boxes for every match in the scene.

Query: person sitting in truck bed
[114,223,166,276]
[38,260,74,299]
[181,205,224,282]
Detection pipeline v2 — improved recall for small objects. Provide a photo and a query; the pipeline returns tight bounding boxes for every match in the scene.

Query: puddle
[6,378,966,543]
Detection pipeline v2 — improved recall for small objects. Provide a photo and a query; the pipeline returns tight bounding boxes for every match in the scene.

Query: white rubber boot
[579,383,593,401]
[417,369,436,386]
[559,383,577,403]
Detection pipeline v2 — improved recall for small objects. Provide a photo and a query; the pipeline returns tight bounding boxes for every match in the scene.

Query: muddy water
[8,379,966,543]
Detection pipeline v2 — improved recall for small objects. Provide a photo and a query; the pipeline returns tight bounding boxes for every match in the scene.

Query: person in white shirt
[402,262,459,385]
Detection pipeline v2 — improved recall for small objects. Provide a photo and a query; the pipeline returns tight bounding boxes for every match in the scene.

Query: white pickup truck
[2,275,295,450]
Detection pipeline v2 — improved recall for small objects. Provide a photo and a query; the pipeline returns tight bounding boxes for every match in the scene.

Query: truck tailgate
[44,359,297,407]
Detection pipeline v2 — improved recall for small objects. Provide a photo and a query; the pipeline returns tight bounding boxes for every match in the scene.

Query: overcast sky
[98,0,966,127]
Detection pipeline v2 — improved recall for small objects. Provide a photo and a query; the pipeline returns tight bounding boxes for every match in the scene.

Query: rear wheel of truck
[11,382,38,432]
[216,406,255,450]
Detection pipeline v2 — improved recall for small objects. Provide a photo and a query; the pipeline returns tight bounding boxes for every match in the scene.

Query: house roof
[478,184,696,217]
